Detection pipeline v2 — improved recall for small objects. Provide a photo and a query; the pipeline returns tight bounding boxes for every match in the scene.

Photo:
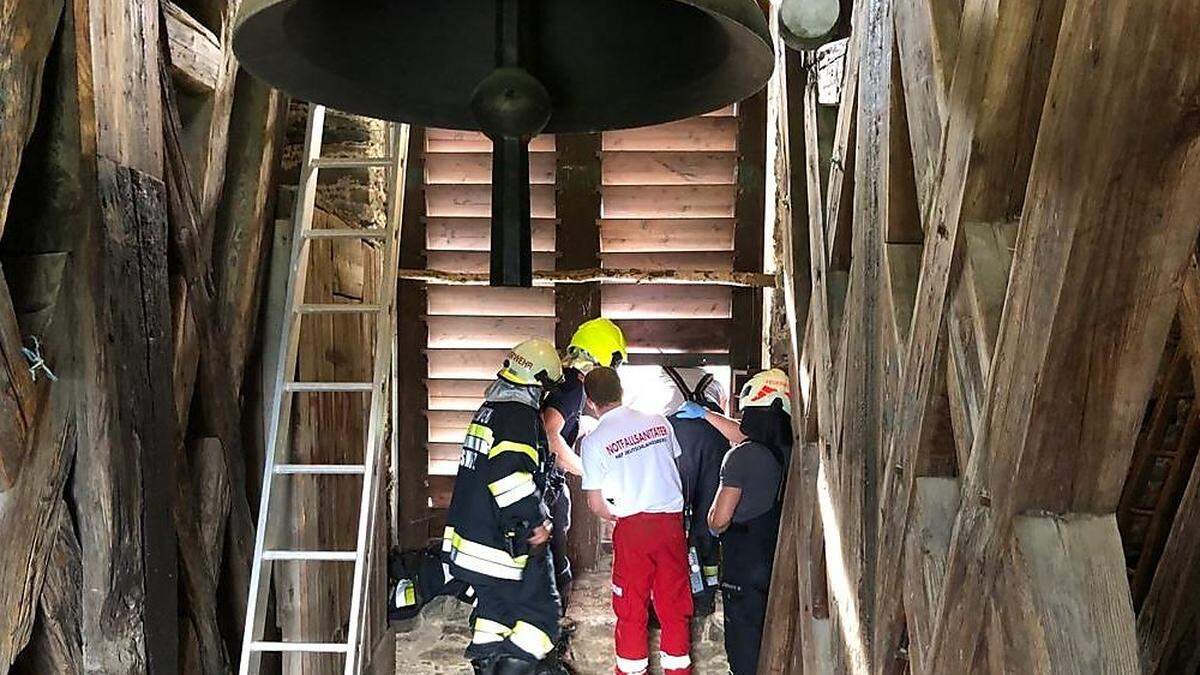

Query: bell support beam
[554,130,603,571]
[924,0,1200,670]
[871,0,1067,666]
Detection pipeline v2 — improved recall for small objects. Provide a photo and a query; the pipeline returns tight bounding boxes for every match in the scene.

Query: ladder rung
[303,229,389,240]
[249,641,350,654]
[285,382,375,393]
[311,156,393,169]
[274,464,366,475]
[262,550,358,562]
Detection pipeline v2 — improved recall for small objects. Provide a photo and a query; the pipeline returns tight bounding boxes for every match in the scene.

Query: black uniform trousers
[466,551,562,663]
[719,503,782,675]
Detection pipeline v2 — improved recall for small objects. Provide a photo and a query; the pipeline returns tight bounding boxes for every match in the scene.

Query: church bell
[234,0,774,286]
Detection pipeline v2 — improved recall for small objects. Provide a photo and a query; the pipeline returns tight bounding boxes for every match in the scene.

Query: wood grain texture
[162,1,220,94]
[601,151,737,186]
[602,117,738,152]
[1003,515,1139,672]
[0,0,65,239]
[425,217,557,252]
[1138,441,1200,674]
[598,219,735,253]
[926,0,1200,668]
[426,286,555,317]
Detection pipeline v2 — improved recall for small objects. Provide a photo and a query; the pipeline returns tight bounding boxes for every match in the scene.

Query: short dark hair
[584,367,623,406]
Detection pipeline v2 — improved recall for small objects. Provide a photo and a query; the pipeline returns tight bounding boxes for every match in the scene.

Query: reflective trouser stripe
[509,621,554,660]
[616,656,649,675]
[660,652,692,670]
[472,618,511,645]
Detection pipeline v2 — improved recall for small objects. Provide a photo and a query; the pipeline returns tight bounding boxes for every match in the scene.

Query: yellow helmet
[566,318,628,371]
[738,368,792,416]
[499,338,564,387]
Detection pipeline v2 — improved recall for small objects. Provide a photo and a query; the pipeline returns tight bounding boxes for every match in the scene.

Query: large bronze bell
[234,0,773,286]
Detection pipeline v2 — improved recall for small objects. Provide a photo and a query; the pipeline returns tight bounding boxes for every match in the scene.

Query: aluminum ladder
[239,103,409,675]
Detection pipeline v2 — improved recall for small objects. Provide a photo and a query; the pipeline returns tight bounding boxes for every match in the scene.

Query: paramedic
[581,367,693,675]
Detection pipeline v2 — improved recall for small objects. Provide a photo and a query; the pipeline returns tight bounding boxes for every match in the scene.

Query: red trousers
[611,512,694,675]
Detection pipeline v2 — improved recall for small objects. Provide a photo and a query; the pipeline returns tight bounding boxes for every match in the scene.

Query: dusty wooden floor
[394,555,730,674]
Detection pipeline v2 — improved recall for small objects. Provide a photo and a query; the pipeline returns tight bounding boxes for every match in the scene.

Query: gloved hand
[674,401,708,419]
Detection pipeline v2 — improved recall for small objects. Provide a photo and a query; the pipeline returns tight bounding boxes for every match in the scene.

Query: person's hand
[527,522,552,546]
[675,401,707,420]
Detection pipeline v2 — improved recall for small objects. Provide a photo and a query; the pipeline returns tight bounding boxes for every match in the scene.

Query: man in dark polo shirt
[705,368,793,675]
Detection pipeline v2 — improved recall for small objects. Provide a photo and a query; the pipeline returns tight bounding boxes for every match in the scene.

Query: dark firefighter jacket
[443,399,552,585]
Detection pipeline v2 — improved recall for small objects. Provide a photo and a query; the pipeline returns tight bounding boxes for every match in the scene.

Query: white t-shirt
[580,406,684,518]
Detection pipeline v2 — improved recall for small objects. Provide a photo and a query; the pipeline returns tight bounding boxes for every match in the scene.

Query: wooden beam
[892,0,961,212]
[99,159,179,674]
[873,0,1066,661]
[396,267,776,288]
[1131,403,1200,605]
[0,270,37,488]
[1175,256,1200,393]
[0,384,73,670]
[161,2,220,94]
[621,318,732,354]
[901,477,959,674]
[11,502,84,674]
[1138,432,1200,674]
[926,0,1200,668]
[213,74,287,384]
[397,127,431,548]
[831,0,894,665]
[1003,514,1140,672]
[0,0,65,239]
[555,131,602,573]
[601,251,734,273]
[732,90,768,372]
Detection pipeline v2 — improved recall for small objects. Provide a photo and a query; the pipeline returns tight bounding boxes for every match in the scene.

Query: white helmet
[738,368,792,416]
[498,338,564,387]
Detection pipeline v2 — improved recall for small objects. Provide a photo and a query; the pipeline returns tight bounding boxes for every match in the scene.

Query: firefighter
[581,367,694,675]
[703,368,793,675]
[540,317,628,614]
[662,367,730,617]
[442,338,566,675]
